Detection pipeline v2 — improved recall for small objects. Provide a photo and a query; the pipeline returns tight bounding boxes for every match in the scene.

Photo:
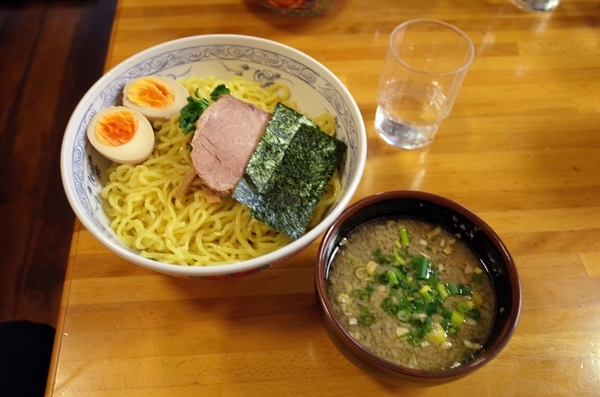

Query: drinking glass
[375,20,474,149]
[512,0,560,12]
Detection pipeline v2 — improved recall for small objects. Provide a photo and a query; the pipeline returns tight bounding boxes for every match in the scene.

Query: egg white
[87,106,155,165]
[122,75,189,122]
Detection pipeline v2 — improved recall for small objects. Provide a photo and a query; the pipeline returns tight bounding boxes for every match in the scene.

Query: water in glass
[376,80,446,150]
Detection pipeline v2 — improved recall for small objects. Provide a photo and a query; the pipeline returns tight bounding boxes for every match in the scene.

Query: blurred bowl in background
[255,0,348,16]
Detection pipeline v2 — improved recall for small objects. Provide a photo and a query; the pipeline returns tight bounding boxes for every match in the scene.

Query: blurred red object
[255,0,347,15]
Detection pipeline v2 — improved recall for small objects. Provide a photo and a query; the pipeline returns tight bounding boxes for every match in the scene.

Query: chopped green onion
[400,227,409,246]
[378,273,389,284]
[456,301,470,314]
[425,302,437,315]
[436,283,449,299]
[397,296,408,307]
[446,323,458,337]
[356,316,369,326]
[419,285,434,303]
[397,310,411,322]
[447,283,459,295]
[421,292,433,303]
[359,309,376,326]
[459,284,473,295]
[426,325,447,345]
[373,249,394,265]
[393,250,406,265]
[351,287,372,302]
[415,257,429,280]
[427,269,438,286]
[387,270,399,285]
[382,297,399,315]
[407,332,420,346]
[414,298,425,313]
[469,308,481,320]
[423,316,434,333]
[450,310,465,327]
[393,268,406,282]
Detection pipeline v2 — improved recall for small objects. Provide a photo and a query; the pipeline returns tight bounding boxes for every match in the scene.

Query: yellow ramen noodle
[101,75,342,266]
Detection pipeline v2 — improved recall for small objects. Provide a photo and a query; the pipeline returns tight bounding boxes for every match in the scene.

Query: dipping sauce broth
[326,218,496,370]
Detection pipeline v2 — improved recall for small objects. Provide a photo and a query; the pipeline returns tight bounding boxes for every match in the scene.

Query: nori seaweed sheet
[233,108,347,240]
[243,103,316,192]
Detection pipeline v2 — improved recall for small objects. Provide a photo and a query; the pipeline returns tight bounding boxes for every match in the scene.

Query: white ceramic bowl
[60,34,367,278]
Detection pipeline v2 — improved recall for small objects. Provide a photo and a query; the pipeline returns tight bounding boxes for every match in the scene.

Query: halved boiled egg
[87,106,155,164]
[122,75,189,122]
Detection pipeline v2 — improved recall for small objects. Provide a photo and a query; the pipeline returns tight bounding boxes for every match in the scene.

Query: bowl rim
[60,34,367,277]
[316,190,522,380]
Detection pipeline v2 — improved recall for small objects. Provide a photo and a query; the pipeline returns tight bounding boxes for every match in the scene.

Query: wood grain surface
[0,0,116,327]
[47,0,600,396]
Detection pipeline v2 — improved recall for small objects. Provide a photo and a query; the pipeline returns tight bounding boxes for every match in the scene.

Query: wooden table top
[47,0,600,395]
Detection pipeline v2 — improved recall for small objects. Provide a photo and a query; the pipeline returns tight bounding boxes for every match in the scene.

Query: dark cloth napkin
[0,321,55,397]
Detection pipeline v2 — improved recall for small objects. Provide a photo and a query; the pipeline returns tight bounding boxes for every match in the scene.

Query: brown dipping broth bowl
[315,190,522,384]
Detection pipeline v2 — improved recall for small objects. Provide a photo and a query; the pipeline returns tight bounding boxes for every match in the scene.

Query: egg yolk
[126,77,175,108]
[95,109,138,146]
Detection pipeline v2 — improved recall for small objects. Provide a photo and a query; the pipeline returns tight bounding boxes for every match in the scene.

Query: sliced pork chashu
[190,95,271,197]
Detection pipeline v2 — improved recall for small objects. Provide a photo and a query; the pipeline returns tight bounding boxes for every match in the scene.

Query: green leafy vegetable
[210,84,230,101]
[178,85,231,135]
[179,89,209,135]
